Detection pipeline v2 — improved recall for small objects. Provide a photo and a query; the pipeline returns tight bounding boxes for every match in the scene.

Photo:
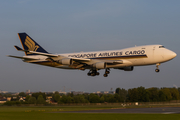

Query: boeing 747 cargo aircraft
[8,33,177,77]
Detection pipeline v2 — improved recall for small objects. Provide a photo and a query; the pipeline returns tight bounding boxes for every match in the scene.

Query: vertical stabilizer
[18,33,48,55]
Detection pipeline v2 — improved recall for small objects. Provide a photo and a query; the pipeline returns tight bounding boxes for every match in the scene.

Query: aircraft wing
[23,51,127,63]
[14,48,131,65]
[12,47,88,62]
[26,51,127,64]
[7,55,39,60]
[15,49,91,62]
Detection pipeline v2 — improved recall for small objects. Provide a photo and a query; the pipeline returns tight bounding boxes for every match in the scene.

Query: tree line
[2,87,180,105]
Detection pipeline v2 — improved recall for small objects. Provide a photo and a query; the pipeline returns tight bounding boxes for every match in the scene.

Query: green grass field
[0,105,180,120]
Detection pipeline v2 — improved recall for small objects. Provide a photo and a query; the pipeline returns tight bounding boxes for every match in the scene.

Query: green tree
[4,101,21,106]
[89,94,100,103]
[54,94,60,102]
[60,95,68,103]
[107,94,116,103]
[32,92,46,100]
[137,86,148,102]
[37,95,45,104]
[159,90,166,101]
[52,92,60,102]
[178,88,180,99]
[102,94,116,103]
[73,95,86,103]
[115,88,121,94]
[67,96,73,103]
[46,92,53,97]
[28,97,36,104]
[114,93,120,102]
[100,95,105,103]
[59,95,73,104]
[83,93,89,101]
[3,93,13,97]
[19,92,26,97]
[79,95,87,103]
[147,87,159,102]
[170,88,180,100]
[115,88,127,102]
[25,95,31,102]
[67,93,74,97]
[178,88,180,95]
[145,89,150,102]
[160,88,172,101]
[128,88,138,102]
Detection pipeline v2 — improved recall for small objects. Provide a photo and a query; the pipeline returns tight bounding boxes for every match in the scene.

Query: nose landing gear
[155,63,160,73]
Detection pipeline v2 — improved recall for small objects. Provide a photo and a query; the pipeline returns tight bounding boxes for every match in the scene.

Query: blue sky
[0,0,180,92]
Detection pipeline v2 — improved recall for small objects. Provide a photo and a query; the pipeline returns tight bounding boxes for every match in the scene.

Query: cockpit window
[159,46,165,48]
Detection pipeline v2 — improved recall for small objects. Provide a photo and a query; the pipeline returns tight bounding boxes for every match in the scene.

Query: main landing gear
[155,63,160,73]
[87,68,110,77]
[87,70,100,76]
[103,68,110,77]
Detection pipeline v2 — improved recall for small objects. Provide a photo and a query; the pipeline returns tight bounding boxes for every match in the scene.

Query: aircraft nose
[165,50,177,60]
[172,51,177,58]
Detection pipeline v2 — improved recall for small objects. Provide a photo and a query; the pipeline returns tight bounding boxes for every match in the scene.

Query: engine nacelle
[118,66,134,71]
[58,58,72,65]
[93,62,106,69]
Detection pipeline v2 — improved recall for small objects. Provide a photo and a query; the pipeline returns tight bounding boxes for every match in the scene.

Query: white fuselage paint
[25,45,177,69]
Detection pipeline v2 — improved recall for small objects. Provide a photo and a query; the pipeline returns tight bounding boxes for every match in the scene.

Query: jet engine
[93,62,106,69]
[118,66,134,71]
[58,58,73,65]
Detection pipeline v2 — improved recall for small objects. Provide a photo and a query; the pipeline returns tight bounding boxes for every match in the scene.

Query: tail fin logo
[25,36,39,51]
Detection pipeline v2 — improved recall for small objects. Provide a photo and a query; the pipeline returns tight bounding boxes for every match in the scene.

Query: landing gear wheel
[91,73,96,76]
[155,69,160,73]
[87,69,100,77]
[103,68,110,77]
[105,71,110,74]
[103,74,108,77]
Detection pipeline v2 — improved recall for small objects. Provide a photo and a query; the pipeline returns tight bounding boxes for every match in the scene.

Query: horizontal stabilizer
[14,46,23,51]
[7,55,39,60]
